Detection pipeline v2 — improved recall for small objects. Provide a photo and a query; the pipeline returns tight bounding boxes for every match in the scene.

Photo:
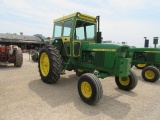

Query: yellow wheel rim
[119,77,130,86]
[81,81,92,98]
[145,70,155,79]
[40,52,50,76]
[78,69,84,72]
[137,64,147,68]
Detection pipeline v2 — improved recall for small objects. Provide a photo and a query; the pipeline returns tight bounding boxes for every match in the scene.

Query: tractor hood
[81,42,129,52]
[130,47,160,53]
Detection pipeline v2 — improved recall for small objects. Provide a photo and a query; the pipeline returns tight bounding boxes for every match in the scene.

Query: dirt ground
[0,53,160,120]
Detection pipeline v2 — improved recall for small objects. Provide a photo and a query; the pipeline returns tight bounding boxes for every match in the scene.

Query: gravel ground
[0,53,160,120]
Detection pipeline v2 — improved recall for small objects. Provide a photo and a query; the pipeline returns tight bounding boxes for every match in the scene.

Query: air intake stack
[96,16,102,43]
[153,37,159,48]
[144,37,149,48]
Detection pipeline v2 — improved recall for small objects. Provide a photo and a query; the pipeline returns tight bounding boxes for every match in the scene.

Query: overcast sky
[0,0,160,47]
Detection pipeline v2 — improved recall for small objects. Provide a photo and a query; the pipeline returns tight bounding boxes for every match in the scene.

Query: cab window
[76,26,85,40]
[86,25,94,39]
[63,20,72,36]
[53,22,62,38]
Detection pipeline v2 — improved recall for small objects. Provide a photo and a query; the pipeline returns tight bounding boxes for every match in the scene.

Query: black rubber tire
[115,70,138,91]
[135,64,148,69]
[38,45,62,84]
[14,49,23,67]
[78,73,103,105]
[32,53,39,62]
[142,66,160,82]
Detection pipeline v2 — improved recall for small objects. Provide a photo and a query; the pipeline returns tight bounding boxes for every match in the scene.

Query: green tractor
[129,47,160,82]
[38,12,137,105]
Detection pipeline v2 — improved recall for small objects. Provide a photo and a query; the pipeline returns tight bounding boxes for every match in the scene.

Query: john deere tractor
[128,47,160,82]
[38,12,137,105]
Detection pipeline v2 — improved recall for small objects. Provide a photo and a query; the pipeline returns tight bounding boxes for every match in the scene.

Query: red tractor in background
[0,44,23,67]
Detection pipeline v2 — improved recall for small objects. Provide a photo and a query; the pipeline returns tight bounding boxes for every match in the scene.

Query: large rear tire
[14,49,23,67]
[38,45,62,84]
[115,70,138,91]
[142,66,160,82]
[78,73,103,105]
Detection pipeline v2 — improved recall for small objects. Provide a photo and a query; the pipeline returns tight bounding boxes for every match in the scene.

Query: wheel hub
[81,81,92,98]
[119,77,130,86]
[145,70,155,79]
[40,52,50,76]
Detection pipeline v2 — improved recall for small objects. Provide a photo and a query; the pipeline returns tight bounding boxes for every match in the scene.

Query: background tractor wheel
[115,70,138,91]
[38,45,62,84]
[14,49,23,67]
[75,69,95,77]
[142,66,160,82]
[75,69,85,77]
[78,73,103,105]
[135,64,148,69]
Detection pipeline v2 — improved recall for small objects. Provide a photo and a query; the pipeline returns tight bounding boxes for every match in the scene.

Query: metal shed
[0,33,47,50]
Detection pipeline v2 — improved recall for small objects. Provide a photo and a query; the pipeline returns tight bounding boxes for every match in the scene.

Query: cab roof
[54,12,96,23]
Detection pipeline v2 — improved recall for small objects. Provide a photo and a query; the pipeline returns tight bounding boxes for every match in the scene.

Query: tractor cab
[52,12,97,57]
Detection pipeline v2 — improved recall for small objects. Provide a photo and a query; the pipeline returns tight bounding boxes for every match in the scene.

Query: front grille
[146,53,156,62]
[94,52,105,67]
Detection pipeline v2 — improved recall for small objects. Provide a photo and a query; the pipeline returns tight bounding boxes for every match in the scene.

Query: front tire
[115,70,138,91]
[14,49,23,67]
[38,45,62,84]
[142,66,160,82]
[78,73,103,105]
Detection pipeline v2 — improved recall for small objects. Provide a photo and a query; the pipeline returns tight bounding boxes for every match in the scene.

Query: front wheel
[78,73,103,105]
[14,49,23,67]
[142,66,160,82]
[115,70,138,91]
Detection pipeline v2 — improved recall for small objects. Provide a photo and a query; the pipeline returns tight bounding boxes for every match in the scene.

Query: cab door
[73,41,81,57]
[61,20,72,56]
[73,20,95,57]
[62,37,71,56]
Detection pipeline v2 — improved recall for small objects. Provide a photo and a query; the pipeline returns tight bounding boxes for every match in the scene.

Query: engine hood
[130,47,160,53]
[81,42,129,52]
